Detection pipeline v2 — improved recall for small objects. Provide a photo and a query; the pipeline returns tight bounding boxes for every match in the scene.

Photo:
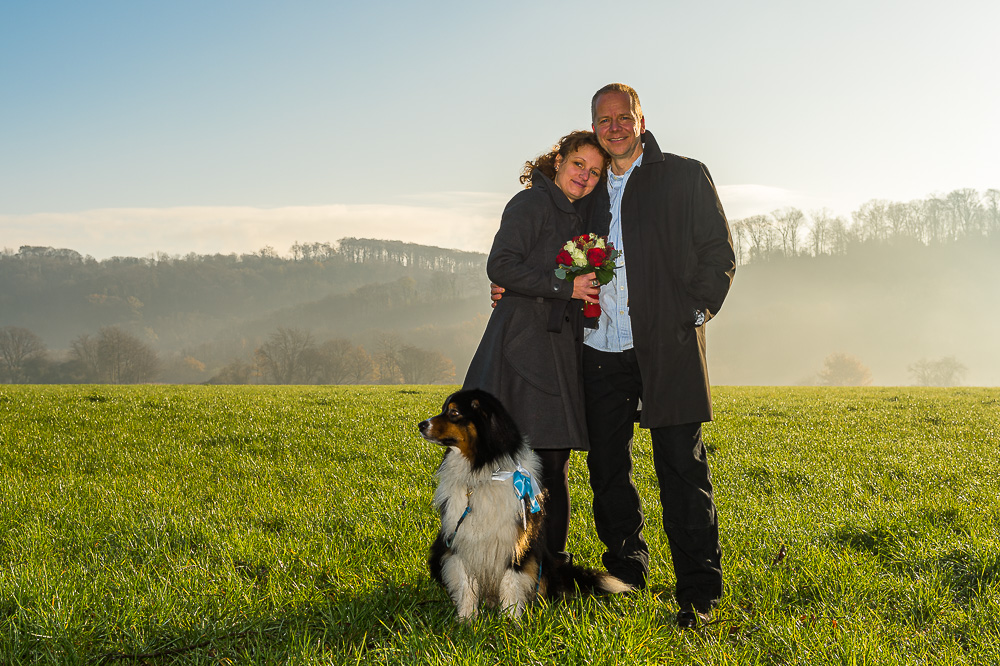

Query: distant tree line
[812,352,967,387]
[1,238,485,321]
[334,238,484,273]
[3,211,991,385]
[0,238,486,362]
[730,188,1000,265]
[0,324,456,385]
[5,321,969,387]
[209,328,455,386]
[0,325,159,384]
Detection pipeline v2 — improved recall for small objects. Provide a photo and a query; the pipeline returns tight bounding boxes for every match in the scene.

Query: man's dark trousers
[583,346,722,611]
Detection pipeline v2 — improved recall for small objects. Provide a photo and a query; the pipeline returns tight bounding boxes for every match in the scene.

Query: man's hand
[490,283,504,308]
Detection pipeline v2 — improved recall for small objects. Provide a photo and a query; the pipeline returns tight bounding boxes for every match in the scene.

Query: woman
[463,130,609,561]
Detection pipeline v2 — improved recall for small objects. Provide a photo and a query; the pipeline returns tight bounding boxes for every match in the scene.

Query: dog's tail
[549,561,633,597]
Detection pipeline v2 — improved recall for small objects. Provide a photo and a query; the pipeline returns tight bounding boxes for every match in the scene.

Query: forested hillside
[0,239,490,384]
[3,187,999,386]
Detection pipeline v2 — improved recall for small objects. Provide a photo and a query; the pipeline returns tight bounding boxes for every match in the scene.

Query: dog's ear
[485,398,520,447]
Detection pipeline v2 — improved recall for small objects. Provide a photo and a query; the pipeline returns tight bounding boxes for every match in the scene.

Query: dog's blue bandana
[493,463,541,514]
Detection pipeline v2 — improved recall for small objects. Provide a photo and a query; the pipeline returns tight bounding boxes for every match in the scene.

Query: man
[578,83,735,629]
[492,83,735,629]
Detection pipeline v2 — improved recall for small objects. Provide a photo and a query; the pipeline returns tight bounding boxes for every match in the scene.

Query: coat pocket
[502,323,561,396]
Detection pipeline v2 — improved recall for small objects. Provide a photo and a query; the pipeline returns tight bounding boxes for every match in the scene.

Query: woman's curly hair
[520,130,609,187]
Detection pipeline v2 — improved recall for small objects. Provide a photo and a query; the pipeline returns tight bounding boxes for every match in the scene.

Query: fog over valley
[2,192,998,387]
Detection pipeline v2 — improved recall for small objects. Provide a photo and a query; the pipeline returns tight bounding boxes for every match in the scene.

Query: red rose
[587,247,607,266]
[556,250,573,266]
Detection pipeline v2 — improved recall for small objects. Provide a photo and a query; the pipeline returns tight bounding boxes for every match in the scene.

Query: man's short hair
[591,83,643,125]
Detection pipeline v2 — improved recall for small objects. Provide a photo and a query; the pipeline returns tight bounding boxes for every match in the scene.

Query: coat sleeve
[486,192,574,300]
[687,162,736,322]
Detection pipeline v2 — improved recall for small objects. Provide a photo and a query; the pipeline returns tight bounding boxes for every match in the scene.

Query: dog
[419,389,632,620]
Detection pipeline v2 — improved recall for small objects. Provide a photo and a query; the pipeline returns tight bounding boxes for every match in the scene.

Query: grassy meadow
[2,384,1000,664]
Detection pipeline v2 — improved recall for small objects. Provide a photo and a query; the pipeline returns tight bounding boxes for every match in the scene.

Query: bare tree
[345,345,375,384]
[921,196,947,244]
[255,327,315,384]
[742,214,775,262]
[396,345,456,384]
[374,333,404,384]
[806,209,833,256]
[984,189,1000,235]
[817,352,872,386]
[827,216,854,255]
[852,200,889,243]
[885,201,920,241]
[70,334,101,380]
[908,356,967,386]
[728,218,749,265]
[945,188,984,239]
[313,338,355,384]
[97,326,159,383]
[0,326,46,383]
[312,338,377,384]
[209,358,256,385]
[772,207,804,257]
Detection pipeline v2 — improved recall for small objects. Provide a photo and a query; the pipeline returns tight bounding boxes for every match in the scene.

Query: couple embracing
[464,83,736,629]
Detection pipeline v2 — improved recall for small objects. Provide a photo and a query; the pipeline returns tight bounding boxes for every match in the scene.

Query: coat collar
[638,130,664,166]
[531,170,576,214]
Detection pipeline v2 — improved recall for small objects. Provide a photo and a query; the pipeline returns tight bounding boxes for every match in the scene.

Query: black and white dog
[419,389,631,620]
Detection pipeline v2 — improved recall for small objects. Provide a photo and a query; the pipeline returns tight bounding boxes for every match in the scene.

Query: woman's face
[553,145,604,202]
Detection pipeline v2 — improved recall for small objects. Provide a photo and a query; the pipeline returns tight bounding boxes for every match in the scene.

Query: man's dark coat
[576,131,736,428]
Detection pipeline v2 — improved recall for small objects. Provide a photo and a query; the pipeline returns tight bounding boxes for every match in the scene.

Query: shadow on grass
[4,562,658,663]
[2,580,453,664]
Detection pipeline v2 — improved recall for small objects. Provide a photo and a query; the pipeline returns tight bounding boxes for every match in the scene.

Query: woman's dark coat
[463,171,589,450]
[576,131,736,428]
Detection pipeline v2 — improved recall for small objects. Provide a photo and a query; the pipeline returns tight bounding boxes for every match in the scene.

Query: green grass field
[2,385,999,664]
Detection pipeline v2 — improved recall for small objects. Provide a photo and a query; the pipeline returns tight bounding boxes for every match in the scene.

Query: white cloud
[1,186,863,260]
[1,197,511,259]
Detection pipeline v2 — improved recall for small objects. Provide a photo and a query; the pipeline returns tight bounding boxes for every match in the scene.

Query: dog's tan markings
[421,401,479,464]
[439,402,477,462]
[512,529,531,564]
[523,559,542,592]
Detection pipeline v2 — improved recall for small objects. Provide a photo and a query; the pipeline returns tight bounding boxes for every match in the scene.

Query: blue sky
[2,0,998,258]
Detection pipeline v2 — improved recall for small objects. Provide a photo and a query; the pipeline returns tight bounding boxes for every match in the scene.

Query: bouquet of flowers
[555,233,620,318]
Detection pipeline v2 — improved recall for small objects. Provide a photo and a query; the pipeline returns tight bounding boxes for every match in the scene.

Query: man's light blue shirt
[584,152,643,352]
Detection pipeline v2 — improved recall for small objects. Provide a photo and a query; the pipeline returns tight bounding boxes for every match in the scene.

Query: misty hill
[709,234,1000,386]
[2,230,999,386]
[0,240,492,383]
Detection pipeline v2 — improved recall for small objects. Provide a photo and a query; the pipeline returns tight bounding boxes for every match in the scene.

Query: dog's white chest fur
[433,446,541,615]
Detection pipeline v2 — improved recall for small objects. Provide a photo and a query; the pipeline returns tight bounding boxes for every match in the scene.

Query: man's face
[592,91,645,165]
